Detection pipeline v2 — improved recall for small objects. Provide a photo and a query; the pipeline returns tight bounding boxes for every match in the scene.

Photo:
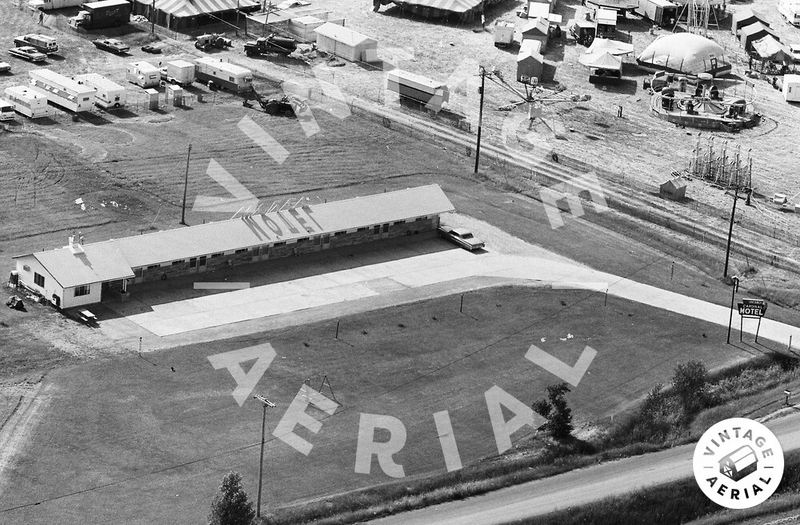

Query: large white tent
[636,33,731,76]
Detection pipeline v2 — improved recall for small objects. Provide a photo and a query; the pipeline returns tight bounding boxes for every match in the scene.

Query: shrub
[208,472,256,525]
[672,361,708,416]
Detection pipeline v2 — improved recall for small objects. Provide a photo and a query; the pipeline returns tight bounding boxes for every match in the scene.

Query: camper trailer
[386,69,450,113]
[29,69,95,112]
[783,74,800,102]
[0,98,15,121]
[194,57,253,93]
[635,0,679,26]
[779,0,800,26]
[74,73,126,109]
[126,61,160,88]
[3,86,50,118]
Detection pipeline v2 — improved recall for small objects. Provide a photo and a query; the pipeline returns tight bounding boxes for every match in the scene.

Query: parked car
[92,38,130,55]
[438,227,485,251]
[0,61,10,73]
[8,46,47,62]
[141,42,164,54]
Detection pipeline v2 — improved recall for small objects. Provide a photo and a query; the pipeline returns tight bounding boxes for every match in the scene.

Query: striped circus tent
[132,0,260,29]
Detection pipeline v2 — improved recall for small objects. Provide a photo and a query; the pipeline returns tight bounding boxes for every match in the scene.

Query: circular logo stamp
[693,417,784,509]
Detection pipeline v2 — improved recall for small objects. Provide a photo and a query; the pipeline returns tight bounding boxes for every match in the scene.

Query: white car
[438,226,485,251]
[8,45,46,62]
[0,61,10,73]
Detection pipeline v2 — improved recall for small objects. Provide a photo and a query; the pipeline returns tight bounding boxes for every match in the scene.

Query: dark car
[92,38,130,55]
[8,45,47,62]
[141,42,164,54]
[438,227,485,251]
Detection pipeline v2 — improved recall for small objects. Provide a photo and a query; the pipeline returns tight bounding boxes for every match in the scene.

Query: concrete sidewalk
[120,240,800,345]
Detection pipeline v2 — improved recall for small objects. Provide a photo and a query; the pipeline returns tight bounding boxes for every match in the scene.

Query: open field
[0,285,761,523]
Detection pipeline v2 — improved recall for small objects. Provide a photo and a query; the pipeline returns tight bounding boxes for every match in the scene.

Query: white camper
[126,61,160,88]
[194,57,253,92]
[783,74,800,102]
[0,98,15,121]
[779,0,800,26]
[635,0,679,26]
[27,0,83,10]
[3,86,50,118]
[161,60,195,86]
[74,73,126,109]
[29,69,95,112]
[386,69,450,113]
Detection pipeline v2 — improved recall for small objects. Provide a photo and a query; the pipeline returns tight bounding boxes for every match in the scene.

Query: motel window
[373,225,380,234]
[172,260,184,266]
[189,258,197,268]
[199,256,207,266]
[322,234,330,244]
[147,265,159,270]
[357,227,368,232]
[34,272,45,287]
[335,231,345,236]
[382,224,389,233]
[74,284,91,297]
[274,242,285,247]
[235,248,247,254]
[393,221,405,226]
[297,237,308,243]
[415,217,428,222]
[211,253,223,258]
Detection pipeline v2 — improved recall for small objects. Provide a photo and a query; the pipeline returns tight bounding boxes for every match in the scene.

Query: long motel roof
[14,185,455,288]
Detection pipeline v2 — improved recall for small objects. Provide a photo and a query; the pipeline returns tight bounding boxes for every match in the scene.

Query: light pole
[474,66,486,174]
[180,143,191,226]
[253,394,275,518]
[723,186,739,279]
[727,276,739,344]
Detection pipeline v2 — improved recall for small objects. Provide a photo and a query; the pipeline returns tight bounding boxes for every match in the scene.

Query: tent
[314,22,378,62]
[731,8,767,35]
[751,35,791,63]
[580,50,622,71]
[586,37,633,56]
[517,40,544,83]
[131,0,259,29]
[636,33,731,76]
[739,22,779,51]
[659,178,687,200]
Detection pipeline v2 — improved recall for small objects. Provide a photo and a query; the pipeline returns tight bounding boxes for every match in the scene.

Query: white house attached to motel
[11,185,455,310]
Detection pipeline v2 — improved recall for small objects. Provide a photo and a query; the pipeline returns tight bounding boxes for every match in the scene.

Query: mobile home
[29,69,95,113]
[0,98,15,121]
[126,61,160,88]
[635,0,679,26]
[194,57,253,93]
[74,73,126,109]
[3,86,50,118]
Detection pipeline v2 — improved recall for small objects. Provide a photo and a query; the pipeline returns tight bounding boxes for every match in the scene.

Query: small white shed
[314,22,378,62]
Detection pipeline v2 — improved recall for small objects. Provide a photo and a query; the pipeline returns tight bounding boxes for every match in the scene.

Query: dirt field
[1,3,800,523]
[0,286,760,523]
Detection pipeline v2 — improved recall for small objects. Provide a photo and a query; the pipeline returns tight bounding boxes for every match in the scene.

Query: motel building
[11,185,455,310]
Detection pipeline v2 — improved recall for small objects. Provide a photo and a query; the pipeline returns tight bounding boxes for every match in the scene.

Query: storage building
[659,177,687,200]
[516,39,544,83]
[12,185,455,309]
[386,69,450,113]
[519,17,549,50]
[314,22,378,62]
[783,74,800,102]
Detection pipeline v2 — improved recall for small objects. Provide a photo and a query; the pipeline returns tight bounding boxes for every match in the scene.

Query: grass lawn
[0,286,756,523]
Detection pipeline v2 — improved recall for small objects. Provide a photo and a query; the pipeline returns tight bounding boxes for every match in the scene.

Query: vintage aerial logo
[693,417,784,509]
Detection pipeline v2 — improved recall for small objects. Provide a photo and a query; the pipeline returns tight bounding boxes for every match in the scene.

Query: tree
[532,383,573,440]
[208,471,256,525]
[672,361,708,415]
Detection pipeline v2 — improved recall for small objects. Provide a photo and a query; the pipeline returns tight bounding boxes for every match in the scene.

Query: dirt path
[0,378,48,497]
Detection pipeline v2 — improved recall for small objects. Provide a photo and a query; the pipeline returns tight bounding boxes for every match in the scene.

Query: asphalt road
[371,412,800,525]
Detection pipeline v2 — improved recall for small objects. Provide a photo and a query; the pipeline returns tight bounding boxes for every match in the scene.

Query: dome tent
[637,33,731,76]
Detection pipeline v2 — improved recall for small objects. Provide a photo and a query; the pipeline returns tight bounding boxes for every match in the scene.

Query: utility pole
[723,185,739,279]
[262,1,276,37]
[253,395,275,518]
[151,0,155,35]
[474,66,486,175]
[180,144,191,226]
[727,276,739,344]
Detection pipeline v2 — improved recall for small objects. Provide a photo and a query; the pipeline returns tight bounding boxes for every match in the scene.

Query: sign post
[737,299,767,343]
